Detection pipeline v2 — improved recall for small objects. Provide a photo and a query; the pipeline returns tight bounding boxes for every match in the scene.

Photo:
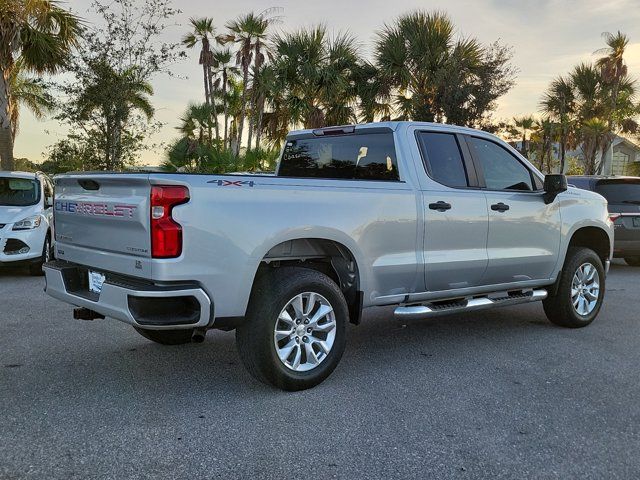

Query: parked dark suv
[569,176,640,266]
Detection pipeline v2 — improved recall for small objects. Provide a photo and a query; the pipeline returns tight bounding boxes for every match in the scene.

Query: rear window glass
[596,182,640,204]
[0,178,40,206]
[277,133,399,181]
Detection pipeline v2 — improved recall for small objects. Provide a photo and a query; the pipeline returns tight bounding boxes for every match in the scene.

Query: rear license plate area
[88,270,106,294]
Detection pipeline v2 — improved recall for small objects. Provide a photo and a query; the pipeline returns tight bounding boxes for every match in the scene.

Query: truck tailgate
[54,174,152,276]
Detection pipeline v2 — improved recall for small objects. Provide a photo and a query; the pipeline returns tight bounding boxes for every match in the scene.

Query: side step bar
[394,289,547,319]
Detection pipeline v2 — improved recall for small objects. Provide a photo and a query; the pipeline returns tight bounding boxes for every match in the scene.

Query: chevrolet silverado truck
[44,122,614,391]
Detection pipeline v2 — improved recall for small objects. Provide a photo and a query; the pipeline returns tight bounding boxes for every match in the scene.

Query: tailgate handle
[78,179,100,190]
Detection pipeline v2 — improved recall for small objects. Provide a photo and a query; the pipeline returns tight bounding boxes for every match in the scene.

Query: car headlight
[12,215,42,231]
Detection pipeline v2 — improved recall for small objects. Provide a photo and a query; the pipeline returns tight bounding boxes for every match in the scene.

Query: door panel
[423,190,489,291]
[483,192,561,283]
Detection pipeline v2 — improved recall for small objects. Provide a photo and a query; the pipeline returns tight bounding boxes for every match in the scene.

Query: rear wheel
[543,247,605,328]
[624,257,640,267]
[134,327,194,345]
[236,267,347,391]
[29,235,51,276]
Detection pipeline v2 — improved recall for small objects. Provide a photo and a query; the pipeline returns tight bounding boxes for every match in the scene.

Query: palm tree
[580,118,609,174]
[540,76,575,173]
[224,10,278,154]
[513,116,535,158]
[8,61,53,139]
[182,18,219,142]
[0,0,81,170]
[375,11,485,123]
[268,26,360,133]
[595,31,630,173]
[212,48,238,149]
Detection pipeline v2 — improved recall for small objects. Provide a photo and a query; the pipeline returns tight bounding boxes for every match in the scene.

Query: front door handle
[429,201,452,212]
[491,202,510,212]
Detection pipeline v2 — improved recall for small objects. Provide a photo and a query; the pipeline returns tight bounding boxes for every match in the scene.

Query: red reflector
[609,213,621,223]
[150,185,189,258]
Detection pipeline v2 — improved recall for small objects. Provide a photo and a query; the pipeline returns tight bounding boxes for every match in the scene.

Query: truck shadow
[17,303,567,401]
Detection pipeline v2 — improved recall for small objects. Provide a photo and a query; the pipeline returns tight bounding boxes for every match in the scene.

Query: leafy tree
[374,11,515,126]
[61,60,155,170]
[0,0,80,170]
[50,0,184,171]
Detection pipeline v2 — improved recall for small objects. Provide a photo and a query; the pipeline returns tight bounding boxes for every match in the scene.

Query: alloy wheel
[273,292,337,372]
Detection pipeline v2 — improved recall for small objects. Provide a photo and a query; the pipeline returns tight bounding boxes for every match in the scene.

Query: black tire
[624,257,640,267]
[29,234,51,276]
[134,327,194,345]
[236,267,348,391]
[543,247,605,328]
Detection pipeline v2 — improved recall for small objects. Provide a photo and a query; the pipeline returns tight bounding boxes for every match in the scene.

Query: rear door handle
[428,201,452,212]
[491,202,510,212]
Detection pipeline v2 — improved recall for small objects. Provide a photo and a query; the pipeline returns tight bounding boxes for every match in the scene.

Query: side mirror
[543,174,568,204]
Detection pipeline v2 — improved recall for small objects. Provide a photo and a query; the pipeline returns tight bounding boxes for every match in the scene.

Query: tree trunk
[255,95,265,152]
[559,133,566,174]
[236,64,250,156]
[247,116,254,152]
[0,70,15,171]
[596,135,613,175]
[222,71,229,151]
[207,66,220,145]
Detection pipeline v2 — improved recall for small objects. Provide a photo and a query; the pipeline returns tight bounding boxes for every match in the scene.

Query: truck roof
[0,171,38,180]
[287,121,494,139]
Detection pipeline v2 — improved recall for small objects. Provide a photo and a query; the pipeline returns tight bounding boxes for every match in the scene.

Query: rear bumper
[43,261,212,330]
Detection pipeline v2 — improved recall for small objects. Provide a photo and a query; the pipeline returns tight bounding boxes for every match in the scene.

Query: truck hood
[0,205,40,225]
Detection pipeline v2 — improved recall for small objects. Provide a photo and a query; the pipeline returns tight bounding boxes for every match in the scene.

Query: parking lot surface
[1,262,639,479]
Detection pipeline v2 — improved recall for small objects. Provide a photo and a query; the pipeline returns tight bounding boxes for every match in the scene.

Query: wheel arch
[250,236,364,325]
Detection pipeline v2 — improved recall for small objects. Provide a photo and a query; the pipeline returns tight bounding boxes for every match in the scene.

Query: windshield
[596,181,640,204]
[0,177,40,206]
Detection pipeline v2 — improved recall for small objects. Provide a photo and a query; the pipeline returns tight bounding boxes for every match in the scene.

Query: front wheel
[29,235,51,276]
[624,257,640,267]
[236,267,347,391]
[543,247,605,328]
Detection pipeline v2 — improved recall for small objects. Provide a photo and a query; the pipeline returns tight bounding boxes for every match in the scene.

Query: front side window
[0,178,40,206]
[468,137,534,191]
[417,132,468,188]
[277,132,399,181]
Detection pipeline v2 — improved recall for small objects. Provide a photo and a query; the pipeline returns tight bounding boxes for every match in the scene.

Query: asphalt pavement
[1,261,639,479]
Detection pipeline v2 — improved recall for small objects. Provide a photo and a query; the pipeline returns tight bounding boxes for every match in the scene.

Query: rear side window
[417,132,468,188]
[468,137,534,191]
[596,181,640,204]
[277,132,399,181]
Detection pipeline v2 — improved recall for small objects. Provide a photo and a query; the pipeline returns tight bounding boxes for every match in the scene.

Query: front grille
[3,238,30,255]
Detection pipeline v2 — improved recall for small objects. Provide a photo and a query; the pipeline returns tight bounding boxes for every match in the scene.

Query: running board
[394,289,548,319]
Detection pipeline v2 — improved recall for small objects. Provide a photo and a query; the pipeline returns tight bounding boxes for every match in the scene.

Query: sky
[13,0,640,165]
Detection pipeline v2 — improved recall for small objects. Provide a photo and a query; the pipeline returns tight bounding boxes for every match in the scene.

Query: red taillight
[150,185,189,258]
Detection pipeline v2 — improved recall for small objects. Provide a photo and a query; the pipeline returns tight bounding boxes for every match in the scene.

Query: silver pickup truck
[44,122,614,390]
